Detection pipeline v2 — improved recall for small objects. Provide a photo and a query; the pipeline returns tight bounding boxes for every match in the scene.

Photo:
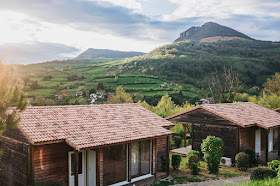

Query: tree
[263,72,280,96]
[106,86,133,104]
[97,82,105,90]
[33,96,55,106]
[209,66,239,103]
[89,88,96,95]
[0,62,27,132]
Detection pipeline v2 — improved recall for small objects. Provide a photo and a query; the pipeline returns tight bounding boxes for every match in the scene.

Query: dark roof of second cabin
[18,104,174,150]
[166,102,280,129]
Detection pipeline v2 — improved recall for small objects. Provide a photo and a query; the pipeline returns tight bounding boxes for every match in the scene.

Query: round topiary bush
[174,136,182,148]
[235,152,250,171]
[245,149,256,167]
[250,167,277,180]
[267,160,280,171]
[187,150,200,158]
[186,154,200,175]
[201,136,224,174]
[171,154,182,170]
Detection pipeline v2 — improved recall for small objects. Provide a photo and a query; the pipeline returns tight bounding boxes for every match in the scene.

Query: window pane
[131,142,140,176]
[71,152,82,176]
[131,140,151,178]
[103,144,127,185]
[141,140,150,175]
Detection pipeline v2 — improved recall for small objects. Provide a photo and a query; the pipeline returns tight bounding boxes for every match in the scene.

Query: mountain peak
[174,22,252,42]
[76,48,145,59]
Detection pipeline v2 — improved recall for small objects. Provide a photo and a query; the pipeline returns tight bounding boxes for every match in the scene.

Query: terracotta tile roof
[18,104,173,150]
[167,102,280,129]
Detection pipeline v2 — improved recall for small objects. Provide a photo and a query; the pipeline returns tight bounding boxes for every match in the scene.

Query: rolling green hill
[18,23,280,105]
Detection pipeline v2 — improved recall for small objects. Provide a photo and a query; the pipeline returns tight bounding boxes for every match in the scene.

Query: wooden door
[69,151,86,186]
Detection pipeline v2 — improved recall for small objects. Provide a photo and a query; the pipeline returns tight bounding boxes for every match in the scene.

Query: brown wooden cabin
[167,102,280,163]
[0,104,174,186]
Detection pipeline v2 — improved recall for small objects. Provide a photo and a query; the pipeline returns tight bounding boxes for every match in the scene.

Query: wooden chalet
[0,104,174,186]
[167,102,280,163]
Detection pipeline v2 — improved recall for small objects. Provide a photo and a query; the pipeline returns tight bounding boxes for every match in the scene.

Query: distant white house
[96,92,104,98]
[75,91,83,97]
[89,93,98,103]
[55,94,68,101]
[199,98,210,105]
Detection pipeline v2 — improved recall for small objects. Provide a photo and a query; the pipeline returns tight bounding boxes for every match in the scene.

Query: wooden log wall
[192,124,238,160]
[33,142,72,185]
[0,136,29,186]
[156,136,167,172]
[240,127,255,151]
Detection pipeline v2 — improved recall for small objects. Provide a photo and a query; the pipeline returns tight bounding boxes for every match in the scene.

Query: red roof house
[1,104,174,186]
[167,102,280,163]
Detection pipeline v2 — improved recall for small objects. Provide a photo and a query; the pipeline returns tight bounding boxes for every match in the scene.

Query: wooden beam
[236,127,240,154]
[74,150,79,186]
[166,136,170,176]
[278,127,280,157]
[191,123,194,150]
[266,130,269,163]
[152,138,157,178]
[183,124,187,147]
[31,146,34,184]
[127,144,132,182]
[27,145,31,185]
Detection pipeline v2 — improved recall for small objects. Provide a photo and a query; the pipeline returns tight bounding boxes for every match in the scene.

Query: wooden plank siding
[0,128,30,186]
[156,136,168,172]
[192,124,238,160]
[33,142,72,185]
[240,127,255,151]
[0,136,29,186]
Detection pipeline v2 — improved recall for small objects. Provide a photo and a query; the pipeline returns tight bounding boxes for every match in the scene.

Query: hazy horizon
[0,0,279,64]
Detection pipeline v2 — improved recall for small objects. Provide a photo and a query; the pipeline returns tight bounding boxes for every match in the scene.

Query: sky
[0,0,279,64]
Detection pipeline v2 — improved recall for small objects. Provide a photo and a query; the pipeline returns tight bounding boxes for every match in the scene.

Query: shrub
[245,149,256,167]
[171,154,182,170]
[201,136,224,174]
[267,160,280,171]
[250,167,277,180]
[235,152,250,171]
[186,150,200,165]
[187,150,200,158]
[186,154,200,175]
[174,136,182,148]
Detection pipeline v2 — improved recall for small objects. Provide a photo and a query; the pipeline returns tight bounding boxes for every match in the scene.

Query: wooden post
[183,124,187,147]
[191,123,194,150]
[127,144,132,182]
[74,150,79,186]
[265,130,269,163]
[96,148,103,186]
[278,127,280,157]
[31,146,34,184]
[166,136,170,176]
[153,138,157,178]
[236,127,240,154]
[27,145,32,185]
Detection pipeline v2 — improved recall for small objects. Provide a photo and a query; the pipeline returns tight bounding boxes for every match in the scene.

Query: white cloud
[165,0,280,21]
[93,0,142,12]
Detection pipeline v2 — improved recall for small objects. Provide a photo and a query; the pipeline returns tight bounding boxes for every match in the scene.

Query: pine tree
[0,61,27,132]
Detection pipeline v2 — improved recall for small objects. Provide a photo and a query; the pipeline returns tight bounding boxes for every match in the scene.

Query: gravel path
[173,176,250,186]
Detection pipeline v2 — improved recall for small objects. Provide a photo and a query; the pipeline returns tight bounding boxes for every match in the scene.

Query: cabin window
[71,152,83,175]
[131,140,151,178]
[103,144,127,185]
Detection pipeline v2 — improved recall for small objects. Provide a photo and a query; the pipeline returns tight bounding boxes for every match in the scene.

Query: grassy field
[18,57,200,104]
